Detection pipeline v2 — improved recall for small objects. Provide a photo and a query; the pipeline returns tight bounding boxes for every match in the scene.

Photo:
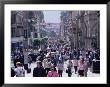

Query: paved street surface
[24,60,100,77]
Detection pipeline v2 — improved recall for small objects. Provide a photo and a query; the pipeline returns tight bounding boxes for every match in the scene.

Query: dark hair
[37,61,42,67]
[81,58,84,64]
[51,66,56,71]
[48,58,51,61]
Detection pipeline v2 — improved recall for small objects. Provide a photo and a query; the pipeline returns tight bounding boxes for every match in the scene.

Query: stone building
[60,11,100,50]
[79,11,100,49]
[33,11,45,38]
[11,11,24,51]
[11,11,45,50]
[60,11,70,42]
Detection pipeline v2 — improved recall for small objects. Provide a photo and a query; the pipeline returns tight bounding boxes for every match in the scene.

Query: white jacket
[57,63,63,70]
[14,67,25,77]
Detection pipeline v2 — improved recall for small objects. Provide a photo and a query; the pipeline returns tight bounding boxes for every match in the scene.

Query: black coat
[11,68,15,77]
[29,54,36,61]
[33,67,46,77]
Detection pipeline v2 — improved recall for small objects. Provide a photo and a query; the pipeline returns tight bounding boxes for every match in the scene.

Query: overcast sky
[43,11,61,23]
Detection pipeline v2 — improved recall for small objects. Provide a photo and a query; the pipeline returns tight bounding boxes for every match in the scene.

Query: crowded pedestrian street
[11,11,100,77]
[24,61,100,77]
[11,44,100,77]
[11,59,100,77]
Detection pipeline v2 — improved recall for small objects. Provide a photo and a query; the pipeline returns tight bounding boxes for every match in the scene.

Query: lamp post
[23,18,32,52]
[26,19,30,52]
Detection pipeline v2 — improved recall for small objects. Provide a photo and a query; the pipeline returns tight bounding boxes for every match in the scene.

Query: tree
[33,37,48,49]
[33,39,40,47]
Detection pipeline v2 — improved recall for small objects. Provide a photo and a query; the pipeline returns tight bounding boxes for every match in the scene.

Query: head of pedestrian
[81,57,84,63]
[49,53,51,56]
[16,62,23,67]
[37,61,42,68]
[59,60,62,63]
[74,58,77,60]
[16,56,19,59]
[84,58,87,62]
[48,58,51,62]
[84,57,87,60]
[51,65,56,71]
[44,57,47,59]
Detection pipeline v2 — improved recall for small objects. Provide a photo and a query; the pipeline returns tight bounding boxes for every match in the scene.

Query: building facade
[11,11,45,50]
[11,11,24,51]
[60,11,100,50]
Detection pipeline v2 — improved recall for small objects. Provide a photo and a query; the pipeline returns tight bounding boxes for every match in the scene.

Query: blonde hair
[16,62,23,67]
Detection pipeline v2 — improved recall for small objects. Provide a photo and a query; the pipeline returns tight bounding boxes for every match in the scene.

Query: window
[11,27,15,37]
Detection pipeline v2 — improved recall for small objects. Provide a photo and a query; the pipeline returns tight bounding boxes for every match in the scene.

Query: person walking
[14,56,21,68]
[14,62,25,77]
[19,53,24,66]
[84,58,89,77]
[73,58,78,74]
[78,58,85,77]
[28,55,32,67]
[33,61,46,77]
[45,58,52,75]
[57,61,64,77]
[42,57,48,69]
[66,60,73,77]
[23,49,29,71]
[47,65,59,77]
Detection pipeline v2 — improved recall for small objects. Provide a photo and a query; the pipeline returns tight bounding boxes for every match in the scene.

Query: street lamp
[23,18,34,51]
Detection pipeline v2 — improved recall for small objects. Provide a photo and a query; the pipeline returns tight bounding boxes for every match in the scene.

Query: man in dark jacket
[11,68,15,77]
[33,61,46,77]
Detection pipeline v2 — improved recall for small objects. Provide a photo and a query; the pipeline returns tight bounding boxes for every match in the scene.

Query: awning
[11,37,24,43]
